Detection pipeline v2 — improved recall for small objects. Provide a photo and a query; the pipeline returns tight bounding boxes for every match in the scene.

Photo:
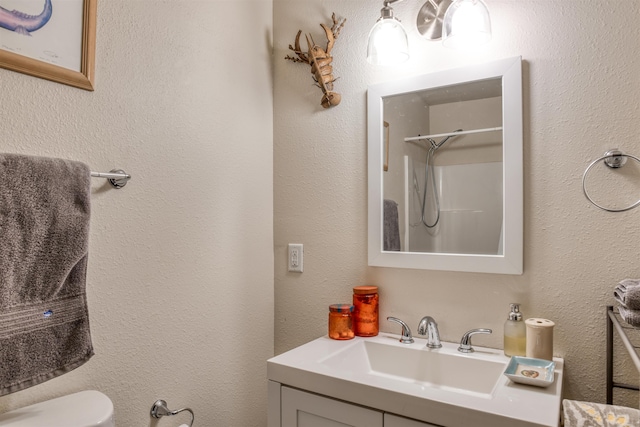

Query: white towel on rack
[614,278,640,310]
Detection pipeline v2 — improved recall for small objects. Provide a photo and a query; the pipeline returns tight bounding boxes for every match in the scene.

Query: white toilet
[0,390,114,426]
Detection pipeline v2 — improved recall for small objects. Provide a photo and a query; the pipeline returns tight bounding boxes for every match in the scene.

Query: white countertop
[268,333,564,427]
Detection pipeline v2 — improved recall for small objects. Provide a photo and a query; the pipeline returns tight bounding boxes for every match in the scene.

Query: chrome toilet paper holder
[150,399,194,426]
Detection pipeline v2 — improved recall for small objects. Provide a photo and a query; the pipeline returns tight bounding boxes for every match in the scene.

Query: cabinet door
[282,386,383,427]
[384,413,441,427]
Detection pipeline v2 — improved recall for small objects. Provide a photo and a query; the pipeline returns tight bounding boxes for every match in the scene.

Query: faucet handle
[458,328,492,353]
[387,317,414,344]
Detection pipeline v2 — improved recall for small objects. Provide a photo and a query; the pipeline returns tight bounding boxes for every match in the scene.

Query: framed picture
[0,0,96,91]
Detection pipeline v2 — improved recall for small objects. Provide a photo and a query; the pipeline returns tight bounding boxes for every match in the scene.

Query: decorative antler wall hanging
[285,13,346,109]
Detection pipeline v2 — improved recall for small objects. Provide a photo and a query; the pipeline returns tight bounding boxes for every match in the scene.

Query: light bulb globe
[367,17,410,66]
[442,0,492,49]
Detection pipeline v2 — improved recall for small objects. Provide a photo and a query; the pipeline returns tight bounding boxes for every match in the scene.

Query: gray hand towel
[618,305,640,328]
[383,199,401,251]
[0,154,94,396]
[614,278,640,310]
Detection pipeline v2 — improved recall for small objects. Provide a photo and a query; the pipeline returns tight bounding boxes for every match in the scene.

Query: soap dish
[503,356,555,388]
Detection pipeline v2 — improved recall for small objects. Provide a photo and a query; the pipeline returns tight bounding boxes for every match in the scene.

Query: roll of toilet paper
[525,318,555,360]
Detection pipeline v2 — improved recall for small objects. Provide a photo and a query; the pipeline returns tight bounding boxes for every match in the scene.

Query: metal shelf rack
[606,305,640,404]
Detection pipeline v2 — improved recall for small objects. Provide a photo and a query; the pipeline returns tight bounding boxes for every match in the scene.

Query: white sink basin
[319,338,505,396]
[268,333,564,427]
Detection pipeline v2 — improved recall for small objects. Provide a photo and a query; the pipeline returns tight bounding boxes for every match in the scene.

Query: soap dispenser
[504,303,526,357]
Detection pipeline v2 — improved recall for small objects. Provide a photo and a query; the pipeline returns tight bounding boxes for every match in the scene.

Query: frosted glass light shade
[367,18,410,66]
[442,0,492,49]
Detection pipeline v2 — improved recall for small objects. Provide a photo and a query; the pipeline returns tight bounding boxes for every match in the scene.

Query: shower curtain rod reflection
[404,126,503,143]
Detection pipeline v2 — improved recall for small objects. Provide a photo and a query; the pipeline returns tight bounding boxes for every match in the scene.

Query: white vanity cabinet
[269,382,439,427]
[267,335,564,427]
[281,386,382,427]
[385,414,440,427]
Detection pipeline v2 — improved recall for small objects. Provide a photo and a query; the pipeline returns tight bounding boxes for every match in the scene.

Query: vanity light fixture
[442,0,492,49]
[416,0,453,40]
[367,0,410,65]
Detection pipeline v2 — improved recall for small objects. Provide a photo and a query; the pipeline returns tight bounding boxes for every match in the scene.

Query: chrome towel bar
[90,169,131,189]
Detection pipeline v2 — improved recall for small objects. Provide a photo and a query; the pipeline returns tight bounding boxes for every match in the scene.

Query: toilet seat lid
[0,390,114,427]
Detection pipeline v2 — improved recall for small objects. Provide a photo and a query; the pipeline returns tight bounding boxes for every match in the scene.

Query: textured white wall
[274,0,640,406]
[0,1,273,425]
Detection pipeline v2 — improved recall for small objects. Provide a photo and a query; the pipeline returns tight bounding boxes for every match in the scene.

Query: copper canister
[353,286,379,337]
[328,304,355,340]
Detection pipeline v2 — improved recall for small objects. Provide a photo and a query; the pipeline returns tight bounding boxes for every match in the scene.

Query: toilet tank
[0,390,114,427]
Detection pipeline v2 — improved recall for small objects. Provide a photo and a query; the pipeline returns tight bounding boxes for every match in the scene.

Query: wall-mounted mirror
[367,56,523,274]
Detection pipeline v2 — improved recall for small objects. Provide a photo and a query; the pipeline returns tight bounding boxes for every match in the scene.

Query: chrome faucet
[458,328,492,353]
[387,317,414,344]
[417,316,442,348]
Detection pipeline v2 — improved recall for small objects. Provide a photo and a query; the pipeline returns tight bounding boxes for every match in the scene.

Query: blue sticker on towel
[43,310,53,318]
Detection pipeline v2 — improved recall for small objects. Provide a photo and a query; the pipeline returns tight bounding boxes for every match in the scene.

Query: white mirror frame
[367,56,523,274]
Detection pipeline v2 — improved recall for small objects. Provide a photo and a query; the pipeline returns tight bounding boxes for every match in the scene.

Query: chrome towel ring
[582,149,640,212]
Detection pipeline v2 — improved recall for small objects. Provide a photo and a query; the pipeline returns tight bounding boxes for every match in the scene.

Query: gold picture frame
[0,0,97,91]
